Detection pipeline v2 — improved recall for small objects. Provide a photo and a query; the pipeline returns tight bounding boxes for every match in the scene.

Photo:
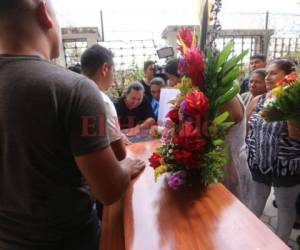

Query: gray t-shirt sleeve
[66,78,109,156]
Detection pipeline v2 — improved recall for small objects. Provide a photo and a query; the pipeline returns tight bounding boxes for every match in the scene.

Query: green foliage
[200,148,226,186]
[123,63,144,84]
[276,80,300,123]
[214,112,229,125]
[221,50,248,76]
[221,67,240,86]
[215,41,234,71]
[105,63,144,101]
[215,81,240,107]
[204,41,248,120]
[194,42,248,187]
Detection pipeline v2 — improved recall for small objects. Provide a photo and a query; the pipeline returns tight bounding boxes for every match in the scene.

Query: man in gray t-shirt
[0,1,144,249]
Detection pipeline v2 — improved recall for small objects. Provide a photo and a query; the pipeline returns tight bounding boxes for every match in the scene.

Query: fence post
[263,11,270,57]
[100,10,105,42]
[265,11,269,30]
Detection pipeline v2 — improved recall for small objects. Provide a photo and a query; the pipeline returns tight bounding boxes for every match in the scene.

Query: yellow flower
[154,164,168,182]
[271,85,283,97]
[177,76,194,94]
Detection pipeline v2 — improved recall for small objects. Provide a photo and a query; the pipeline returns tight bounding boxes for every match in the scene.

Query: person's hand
[121,133,132,146]
[149,125,158,138]
[126,125,141,136]
[120,158,145,179]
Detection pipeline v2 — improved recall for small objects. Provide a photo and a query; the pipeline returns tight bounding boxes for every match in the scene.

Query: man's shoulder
[101,92,117,112]
[3,55,89,89]
[37,60,87,87]
[100,91,113,104]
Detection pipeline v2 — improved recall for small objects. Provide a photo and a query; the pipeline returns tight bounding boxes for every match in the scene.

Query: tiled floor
[261,190,299,250]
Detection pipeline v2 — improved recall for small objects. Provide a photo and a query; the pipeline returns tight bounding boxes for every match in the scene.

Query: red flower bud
[148,152,162,169]
[167,109,180,124]
[185,91,209,117]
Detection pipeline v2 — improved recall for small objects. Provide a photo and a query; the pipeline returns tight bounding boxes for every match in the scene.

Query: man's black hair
[250,54,266,62]
[150,77,165,86]
[81,44,114,77]
[68,63,81,74]
[251,68,266,79]
[143,60,155,72]
[124,81,145,96]
[165,59,180,78]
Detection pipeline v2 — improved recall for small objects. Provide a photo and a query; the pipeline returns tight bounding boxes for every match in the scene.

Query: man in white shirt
[81,44,127,161]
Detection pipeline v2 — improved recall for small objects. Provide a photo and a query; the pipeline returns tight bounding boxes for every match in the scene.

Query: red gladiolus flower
[174,149,201,168]
[285,71,297,85]
[179,48,205,88]
[174,150,192,161]
[177,27,193,53]
[149,152,162,169]
[166,108,179,124]
[277,71,297,86]
[173,123,206,154]
[179,122,197,137]
[185,91,209,117]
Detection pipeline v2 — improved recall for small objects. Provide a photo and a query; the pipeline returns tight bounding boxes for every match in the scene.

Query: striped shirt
[246,94,300,187]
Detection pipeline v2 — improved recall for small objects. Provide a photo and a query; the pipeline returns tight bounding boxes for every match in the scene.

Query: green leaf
[213,112,229,125]
[216,80,238,97]
[215,41,234,71]
[221,67,240,86]
[205,47,214,61]
[219,121,235,130]
[221,49,249,76]
[213,139,223,146]
[215,81,240,107]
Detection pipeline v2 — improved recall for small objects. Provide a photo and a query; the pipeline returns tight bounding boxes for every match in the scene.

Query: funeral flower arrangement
[148,28,248,189]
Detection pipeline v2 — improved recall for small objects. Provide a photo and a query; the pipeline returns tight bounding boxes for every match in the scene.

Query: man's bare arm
[74,146,144,205]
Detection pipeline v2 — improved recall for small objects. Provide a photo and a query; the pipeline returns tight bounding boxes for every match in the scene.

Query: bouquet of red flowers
[149,28,247,189]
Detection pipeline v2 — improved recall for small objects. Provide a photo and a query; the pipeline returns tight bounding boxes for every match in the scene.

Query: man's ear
[94,64,107,81]
[37,1,54,29]
[101,63,109,76]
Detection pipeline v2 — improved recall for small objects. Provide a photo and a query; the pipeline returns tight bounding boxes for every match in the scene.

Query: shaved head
[0,0,38,31]
[0,0,38,14]
[0,0,61,60]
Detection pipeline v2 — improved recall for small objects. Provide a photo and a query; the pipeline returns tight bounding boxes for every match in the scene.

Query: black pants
[61,209,100,250]
[296,193,300,215]
[0,209,100,250]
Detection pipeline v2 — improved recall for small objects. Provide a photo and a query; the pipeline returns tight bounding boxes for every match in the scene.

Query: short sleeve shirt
[100,91,122,143]
[0,54,109,248]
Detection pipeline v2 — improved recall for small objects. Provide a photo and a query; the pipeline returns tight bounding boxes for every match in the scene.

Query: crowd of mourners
[0,1,299,249]
[75,48,300,245]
